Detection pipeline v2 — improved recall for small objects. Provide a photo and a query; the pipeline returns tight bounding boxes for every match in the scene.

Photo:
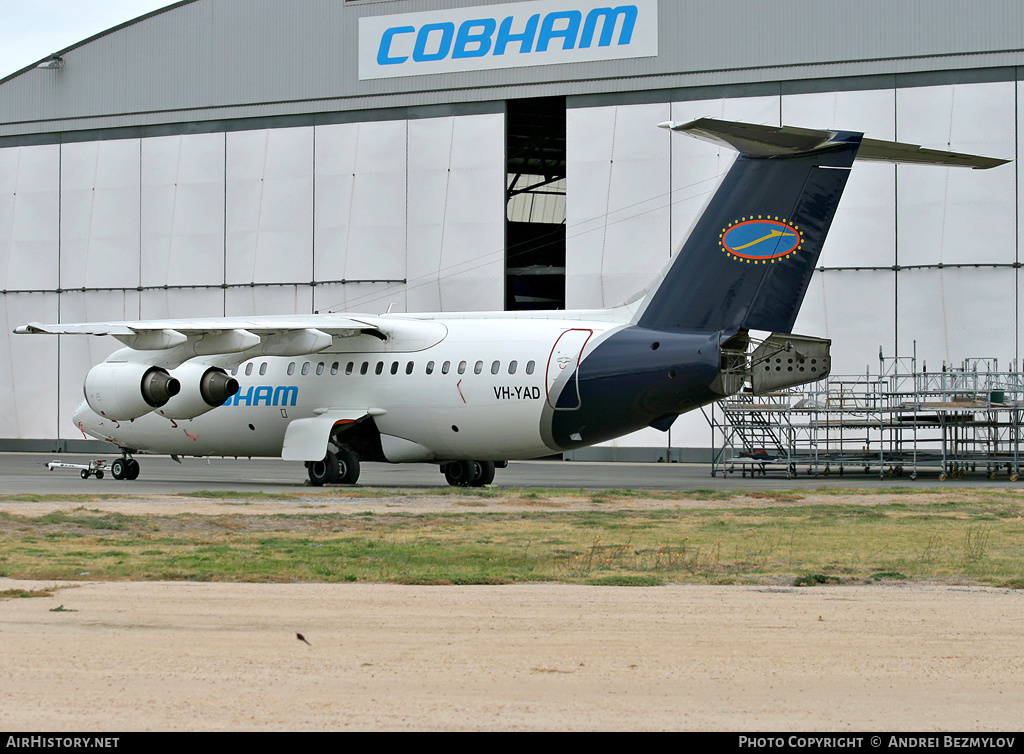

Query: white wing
[13,313,444,359]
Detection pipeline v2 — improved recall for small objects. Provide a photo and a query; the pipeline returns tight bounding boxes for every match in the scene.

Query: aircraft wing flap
[281,411,368,462]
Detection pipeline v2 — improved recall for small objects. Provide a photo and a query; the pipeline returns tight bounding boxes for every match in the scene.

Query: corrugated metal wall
[2,0,1023,137]
[0,112,506,440]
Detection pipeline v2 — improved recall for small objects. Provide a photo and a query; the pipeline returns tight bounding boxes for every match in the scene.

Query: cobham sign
[358,0,658,80]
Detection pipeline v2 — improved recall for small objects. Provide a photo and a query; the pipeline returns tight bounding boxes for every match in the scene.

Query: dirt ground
[1,491,1022,731]
[0,579,1020,731]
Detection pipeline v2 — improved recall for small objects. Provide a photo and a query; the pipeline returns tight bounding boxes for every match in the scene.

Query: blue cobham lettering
[375,5,641,66]
[493,13,539,55]
[376,25,414,65]
[536,11,581,51]
[224,385,298,407]
[273,385,298,407]
[579,6,637,47]
[412,22,455,62]
[452,18,496,58]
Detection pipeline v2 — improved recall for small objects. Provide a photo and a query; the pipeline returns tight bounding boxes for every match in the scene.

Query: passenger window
[259,363,267,376]
[245,363,253,376]
[346,362,354,375]
[509,360,517,375]
[287,362,295,376]
[331,362,339,375]
[474,361,483,375]
[375,362,384,375]
[301,362,310,376]
[390,362,399,375]
[526,360,536,375]
[442,361,451,375]
[426,361,434,375]
[231,366,239,376]
[458,361,466,375]
[360,362,369,375]
[316,362,324,376]
[491,361,500,375]
[406,361,414,375]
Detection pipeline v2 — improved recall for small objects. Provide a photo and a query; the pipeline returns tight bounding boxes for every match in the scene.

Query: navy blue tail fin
[635,120,862,334]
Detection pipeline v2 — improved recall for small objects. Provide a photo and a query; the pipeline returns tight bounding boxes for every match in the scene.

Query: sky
[0,0,179,79]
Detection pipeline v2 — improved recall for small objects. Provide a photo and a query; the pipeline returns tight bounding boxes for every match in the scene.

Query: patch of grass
[870,570,909,581]
[0,588,54,599]
[175,491,288,500]
[585,575,664,587]
[794,573,842,586]
[1,493,1023,586]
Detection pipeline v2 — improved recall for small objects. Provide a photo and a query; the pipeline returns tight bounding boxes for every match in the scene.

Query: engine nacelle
[84,362,180,420]
[156,363,240,420]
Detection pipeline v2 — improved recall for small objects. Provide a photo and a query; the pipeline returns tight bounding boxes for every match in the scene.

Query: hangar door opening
[506,97,566,311]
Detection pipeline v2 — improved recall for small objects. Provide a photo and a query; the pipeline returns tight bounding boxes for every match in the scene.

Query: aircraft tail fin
[633,118,1007,334]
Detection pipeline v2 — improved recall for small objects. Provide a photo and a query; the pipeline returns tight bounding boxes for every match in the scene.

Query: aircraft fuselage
[74,316,722,463]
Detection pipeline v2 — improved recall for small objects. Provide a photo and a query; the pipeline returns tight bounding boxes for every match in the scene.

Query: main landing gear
[306,448,360,486]
[110,455,140,481]
[441,460,495,488]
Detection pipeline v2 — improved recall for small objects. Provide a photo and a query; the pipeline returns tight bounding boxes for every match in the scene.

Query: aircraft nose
[72,400,98,434]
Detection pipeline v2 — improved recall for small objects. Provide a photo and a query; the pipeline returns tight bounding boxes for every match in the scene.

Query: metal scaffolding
[706,350,1024,480]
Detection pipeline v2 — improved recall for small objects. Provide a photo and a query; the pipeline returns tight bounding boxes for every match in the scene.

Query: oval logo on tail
[720,217,802,262]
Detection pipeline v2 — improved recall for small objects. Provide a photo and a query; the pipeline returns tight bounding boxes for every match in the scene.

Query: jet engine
[156,363,240,420]
[83,362,180,420]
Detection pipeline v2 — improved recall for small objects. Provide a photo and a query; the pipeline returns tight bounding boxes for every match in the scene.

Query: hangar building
[1,0,1022,459]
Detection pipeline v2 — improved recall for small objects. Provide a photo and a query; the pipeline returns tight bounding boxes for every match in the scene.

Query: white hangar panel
[314,120,407,284]
[792,269,896,375]
[314,282,405,316]
[566,103,672,309]
[565,106,616,308]
[896,83,1016,266]
[140,287,225,320]
[57,289,141,439]
[226,127,313,286]
[0,293,58,439]
[782,89,897,269]
[141,133,226,289]
[668,97,779,257]
[896,267,1016,367]
[59,139,141,290]
[0,144,60,291]
[225,285,314,318]
[406,113,504,312]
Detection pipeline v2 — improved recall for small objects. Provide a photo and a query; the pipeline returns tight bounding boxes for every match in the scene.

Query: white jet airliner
[15,119,1007,486]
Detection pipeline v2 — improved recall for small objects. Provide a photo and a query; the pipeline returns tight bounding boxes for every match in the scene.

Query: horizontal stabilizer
[658,118,1009,169]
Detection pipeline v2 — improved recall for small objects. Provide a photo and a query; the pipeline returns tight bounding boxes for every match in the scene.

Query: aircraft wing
[13,314,392,356]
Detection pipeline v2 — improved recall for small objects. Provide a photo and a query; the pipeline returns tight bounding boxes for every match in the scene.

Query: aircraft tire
[307,452,340,486]
[336,448,360,485]
[111,458,127,480]
[471,461,495,487]
[444,460,480,487]
[126,459,140,480]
